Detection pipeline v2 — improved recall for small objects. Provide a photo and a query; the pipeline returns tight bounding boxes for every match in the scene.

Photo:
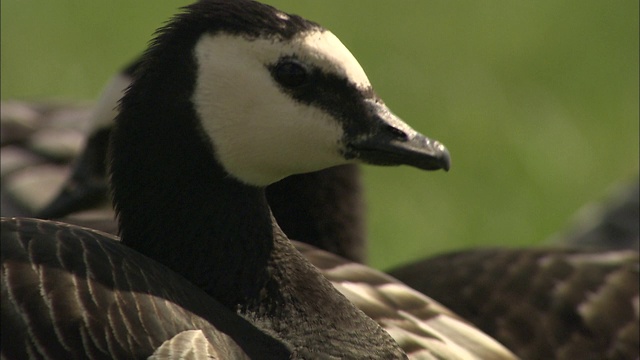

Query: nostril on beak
[384,125,408,141]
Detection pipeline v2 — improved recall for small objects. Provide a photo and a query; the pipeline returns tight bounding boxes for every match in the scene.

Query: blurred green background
[2,1,638,270]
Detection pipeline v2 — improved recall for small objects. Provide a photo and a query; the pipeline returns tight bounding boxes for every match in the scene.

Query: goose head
[110,1,448,302]
[116,0,449,190]
[193,28,450,186]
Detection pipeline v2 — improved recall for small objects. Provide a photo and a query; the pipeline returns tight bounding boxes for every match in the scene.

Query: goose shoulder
[1,217,291,359]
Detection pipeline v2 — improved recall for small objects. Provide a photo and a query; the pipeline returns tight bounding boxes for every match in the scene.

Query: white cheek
[193,34,346,186]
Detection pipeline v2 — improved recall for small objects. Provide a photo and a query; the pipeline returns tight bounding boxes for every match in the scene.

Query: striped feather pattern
[388,248,640,360]
[150,330,221,360]
[295,242,517,360]
[1,217,290,359]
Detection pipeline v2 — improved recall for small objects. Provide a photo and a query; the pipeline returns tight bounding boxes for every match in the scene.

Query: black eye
[273,60,309,88]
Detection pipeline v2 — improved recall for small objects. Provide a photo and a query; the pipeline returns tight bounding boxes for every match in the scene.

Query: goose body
[1,0,465,358]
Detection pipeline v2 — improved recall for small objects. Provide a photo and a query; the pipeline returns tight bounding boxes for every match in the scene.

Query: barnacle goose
[3,2,637,360]
[3,0,520,358]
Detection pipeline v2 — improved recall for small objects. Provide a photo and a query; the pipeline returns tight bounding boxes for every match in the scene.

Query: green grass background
[2,1,638,270]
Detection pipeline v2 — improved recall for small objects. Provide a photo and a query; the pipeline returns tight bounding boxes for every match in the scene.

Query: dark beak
[344,100,451,171]
[351,131,450,171]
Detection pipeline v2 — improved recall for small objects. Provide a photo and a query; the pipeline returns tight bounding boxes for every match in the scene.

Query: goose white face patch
[192,30,371,186]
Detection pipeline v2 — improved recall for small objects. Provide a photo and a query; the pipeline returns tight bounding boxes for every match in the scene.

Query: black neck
[111,95,274,308]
